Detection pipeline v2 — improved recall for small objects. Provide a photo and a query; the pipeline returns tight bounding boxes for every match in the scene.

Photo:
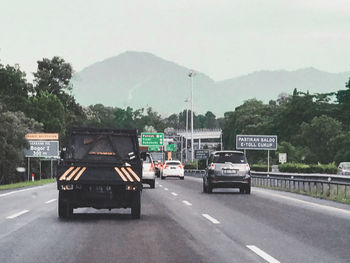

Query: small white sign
[279,153,287,164]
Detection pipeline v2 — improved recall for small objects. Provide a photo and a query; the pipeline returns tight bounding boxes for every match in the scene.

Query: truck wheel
[58,191,68,218]
[161,175,164,180]
[203,181,207,193]
[131,191,141,219]
[207,183,213,194]
[239,187,244,194]
[150,180,155,189]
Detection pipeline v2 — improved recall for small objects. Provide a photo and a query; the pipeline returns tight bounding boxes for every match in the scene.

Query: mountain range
[71,51,349,116]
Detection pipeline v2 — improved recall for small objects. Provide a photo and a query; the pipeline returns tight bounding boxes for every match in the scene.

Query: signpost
[141,133,164,146]
[24,133,59,181]
[279,153,287,164]
[194,149,210,160]
[236,135,278,173]
[166,144,177,152]
[236,135,277,150]
[23,141,59,158]
[148,146,161,152]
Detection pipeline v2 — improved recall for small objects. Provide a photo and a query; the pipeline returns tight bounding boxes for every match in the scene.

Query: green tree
[0,64,32,113]
[33,57,86,128]
[27,91,65,133]
[299,115,342,163]
[0,104,42,184]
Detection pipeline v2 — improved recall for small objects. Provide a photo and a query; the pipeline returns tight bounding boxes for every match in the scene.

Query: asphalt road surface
[1,176,350,263]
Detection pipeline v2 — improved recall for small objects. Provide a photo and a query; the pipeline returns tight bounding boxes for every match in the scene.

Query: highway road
[0,176,350,263]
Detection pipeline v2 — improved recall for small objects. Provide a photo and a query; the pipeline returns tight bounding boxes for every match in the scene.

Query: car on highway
[203,151,251,194]
[142,152,156,188]
[337,162,350,175]
[154,160,162,177]
[161,160,184,180]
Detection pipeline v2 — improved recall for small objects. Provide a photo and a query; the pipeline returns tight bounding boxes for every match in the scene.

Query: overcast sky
[1,0,349,81]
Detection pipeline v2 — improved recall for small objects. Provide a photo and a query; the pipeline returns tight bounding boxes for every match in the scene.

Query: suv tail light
[163,165,168,169]
[150,163,155,172]
[209,163,215,170]
[178,164,184,169]
[246,163,250,170]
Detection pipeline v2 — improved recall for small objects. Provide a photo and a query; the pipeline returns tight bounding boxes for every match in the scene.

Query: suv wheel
[245,184,251,194]
[150,180,155,189]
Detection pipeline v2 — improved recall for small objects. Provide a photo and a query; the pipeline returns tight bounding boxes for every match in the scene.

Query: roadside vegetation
[1,56,350,185]
[0,178,56,191]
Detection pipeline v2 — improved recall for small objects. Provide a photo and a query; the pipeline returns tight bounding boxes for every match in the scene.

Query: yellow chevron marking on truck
[121,167,134,182]
[114,167,127,182]
[74,167,87,181]
[127,167,140,182]
[59,166,75,181]
[66,167,81,181]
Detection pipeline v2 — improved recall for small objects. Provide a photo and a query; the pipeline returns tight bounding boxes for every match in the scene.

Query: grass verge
[0,178,56,191]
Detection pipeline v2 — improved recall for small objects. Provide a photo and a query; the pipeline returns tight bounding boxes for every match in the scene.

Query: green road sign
[141,132,164,146]
[166,144,177,152]
[148,145,161,151]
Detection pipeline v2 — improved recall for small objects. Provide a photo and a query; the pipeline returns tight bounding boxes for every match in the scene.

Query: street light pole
[188,70,195,162]
[185,98,189,163]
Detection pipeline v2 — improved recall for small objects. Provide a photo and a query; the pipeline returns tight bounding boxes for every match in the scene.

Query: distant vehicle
[142,153,156,188]
[203,151,251,194]
[56,127,142,219]
[161,160,184,180]
[154,160,162,177]
[337,162,350,175]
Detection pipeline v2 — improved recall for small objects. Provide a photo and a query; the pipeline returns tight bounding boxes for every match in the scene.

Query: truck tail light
[150,163,155,172]
[209,163,215,170]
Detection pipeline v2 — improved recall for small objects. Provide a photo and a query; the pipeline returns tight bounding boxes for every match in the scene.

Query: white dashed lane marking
[6,210,29,219]
[171,192,178,196]
[164,188,169,191]
[202,214,220,224]
[246,245,280,263]
[182,200,192,206]
[45,199,57,204]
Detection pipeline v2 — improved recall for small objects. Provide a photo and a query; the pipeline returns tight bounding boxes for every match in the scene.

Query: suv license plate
[223,169,236,174]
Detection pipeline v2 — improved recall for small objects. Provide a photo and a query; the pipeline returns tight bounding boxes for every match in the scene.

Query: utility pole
[188,70,195,162]
[185,98,189,162]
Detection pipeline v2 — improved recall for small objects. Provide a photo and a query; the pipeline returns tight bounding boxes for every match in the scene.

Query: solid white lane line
[6,210,29,219]
[246,245,280,263]
[164,188,169,191]
[171,192,178,196]
[254,188,350,216]
[202,214,220,224]
[45,199,57,204]
[182,200,192,206]
[0,185,46,198]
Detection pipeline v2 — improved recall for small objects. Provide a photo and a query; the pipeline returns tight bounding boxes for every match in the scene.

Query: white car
[161,160,184,180]
[142,153,155,188]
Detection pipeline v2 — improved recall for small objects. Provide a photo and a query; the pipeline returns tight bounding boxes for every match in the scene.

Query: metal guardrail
[251,171,350,198]
[184,170,205,178]
[185,169,350,199]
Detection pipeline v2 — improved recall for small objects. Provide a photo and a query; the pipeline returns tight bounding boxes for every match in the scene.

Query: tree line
[0,56,349,183]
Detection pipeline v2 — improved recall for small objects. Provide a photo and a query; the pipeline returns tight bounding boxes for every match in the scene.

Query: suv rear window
[166,161,180,165]
[213,152,246,164]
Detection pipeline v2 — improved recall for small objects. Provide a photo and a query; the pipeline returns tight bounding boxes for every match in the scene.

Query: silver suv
[203,151,251,194]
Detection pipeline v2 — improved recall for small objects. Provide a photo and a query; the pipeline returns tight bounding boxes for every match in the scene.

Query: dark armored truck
[56,127,142,219]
